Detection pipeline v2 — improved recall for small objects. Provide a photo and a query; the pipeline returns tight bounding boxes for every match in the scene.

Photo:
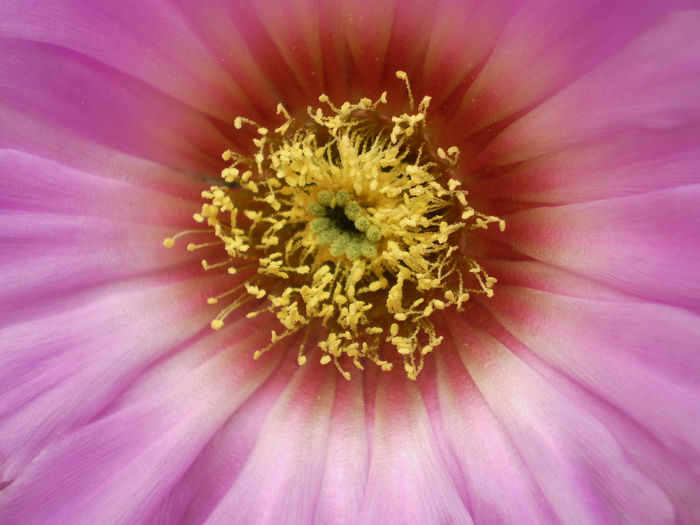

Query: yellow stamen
[165,73,504,379]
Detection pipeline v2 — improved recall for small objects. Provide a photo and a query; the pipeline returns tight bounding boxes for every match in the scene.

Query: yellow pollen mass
[165,72,504,380]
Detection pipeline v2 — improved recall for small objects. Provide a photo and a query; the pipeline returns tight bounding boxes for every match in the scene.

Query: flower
[1,0,699,524]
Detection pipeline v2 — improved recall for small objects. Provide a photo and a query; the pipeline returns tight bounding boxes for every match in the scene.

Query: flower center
[309,191,380,260]
[165,72,504,380]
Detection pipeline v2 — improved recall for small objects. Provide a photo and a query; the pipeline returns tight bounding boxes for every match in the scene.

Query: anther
[166,71,504,379]
[395,70,414,112]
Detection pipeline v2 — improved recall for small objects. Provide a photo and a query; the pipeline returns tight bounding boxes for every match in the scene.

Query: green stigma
[308,191,380,260]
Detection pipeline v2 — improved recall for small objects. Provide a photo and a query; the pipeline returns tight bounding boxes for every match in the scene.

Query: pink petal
[499,186,700,308]
[172,0,317,115]
[434,340,556,523]
[359,371,473,525]
[313,377,369,525]
[0,39,225,172]
[0,211,199,319]
[472,123,700,206]
[484,286,700,457]
[579,392,700,524]
[251,0,326,101]
[0,330,278,525]
[0,0,250,120]
[0,273,224,480]
[421,0,514,109]
[447,2,695,147]
[148,356,297,524]
[0,150,196,223]
[336,0,398,93]
[202,363,336,525]
[0,104,205,197]
[0,147,212,319]
[481,259,639,302]
[448,323,677,524]
[474,8,700,168]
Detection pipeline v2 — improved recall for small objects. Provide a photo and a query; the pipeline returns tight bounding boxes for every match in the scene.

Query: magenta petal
[442,1,690,145]
[473,123,700,205]
[0,150,195,223]
[0,210,198,320]
[359,372,473,525]
[0,39,225,172]
[313,378,369,524]
[484,286,700,457]
[338,0,398,91]
[0,147,207,318]
[201,364,336,525]
[480,259,640,301]
[0,276,219,479]
[0,104,204,198]
[501,186,700,308]
[448,324,677,524]
[0,329,277,524]
[434,337,555,524]
[251,0,327,100]
[172,0,319,114]
[421,0,513,107]
[0,0,250,119]
[147,358,295,524]
[475,8,700,167]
